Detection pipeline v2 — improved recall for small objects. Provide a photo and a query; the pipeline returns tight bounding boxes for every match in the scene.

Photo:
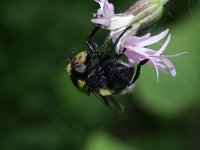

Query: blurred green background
[0,0,200,150]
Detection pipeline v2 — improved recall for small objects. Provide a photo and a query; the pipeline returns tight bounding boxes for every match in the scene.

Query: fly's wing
[101,36,112,50]
[93,91,124,113]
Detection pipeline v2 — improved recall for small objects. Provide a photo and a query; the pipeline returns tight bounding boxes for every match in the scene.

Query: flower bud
[127,0,169,31]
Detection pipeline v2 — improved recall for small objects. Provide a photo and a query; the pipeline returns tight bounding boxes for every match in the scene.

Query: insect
[66,26,148,113]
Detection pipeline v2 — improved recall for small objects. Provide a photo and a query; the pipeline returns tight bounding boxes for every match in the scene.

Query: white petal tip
[171,69,176,77]
[161,29,169,37]
[164,29,169,34]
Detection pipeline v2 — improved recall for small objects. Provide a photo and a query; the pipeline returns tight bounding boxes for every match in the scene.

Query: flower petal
[93,0,114,19]
[123,33,152,46]
[134,29,169,47]
[150,52,188,58]
[161,57,176,77]
[91,18,111,27]
[109,14,134,30]
[92,0,115,28]
[154,34,171,56]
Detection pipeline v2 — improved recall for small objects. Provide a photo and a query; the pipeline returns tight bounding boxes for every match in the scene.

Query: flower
[91,0,185,80]
[92,0,114,27]
[92,0,169,39]
[116,29,185,80]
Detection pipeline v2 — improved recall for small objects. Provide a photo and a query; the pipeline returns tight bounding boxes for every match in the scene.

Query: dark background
[0,0,200,150]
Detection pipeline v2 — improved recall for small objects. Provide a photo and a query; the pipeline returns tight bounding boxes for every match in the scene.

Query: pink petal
[148,59,160,81]
[91,18,111,27]
[123,33,151,46]
[150,52,188,58]
[103,1,114,16]
[92,0,115,27]
[161,57,176,77]
[124,47,171,80]
[156,64,167,74]
[134,29,169,47]
[150,55,177,77]
[124,46,155,57]
[94,0,114,17]
[154,34,171,56]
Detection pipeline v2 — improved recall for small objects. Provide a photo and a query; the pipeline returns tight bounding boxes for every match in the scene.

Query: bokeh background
[0,0,200,150]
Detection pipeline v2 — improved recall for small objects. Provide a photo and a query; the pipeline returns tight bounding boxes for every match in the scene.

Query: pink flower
[92,0,114,27]
[91,0,185,80]
[116,29,185,80]
[92,0,135,37]
[92,0,168,38]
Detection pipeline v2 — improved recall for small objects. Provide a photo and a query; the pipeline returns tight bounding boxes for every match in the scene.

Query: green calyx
[127,0,169,33]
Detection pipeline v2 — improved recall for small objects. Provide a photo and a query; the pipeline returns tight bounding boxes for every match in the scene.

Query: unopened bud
[127,0,169,31]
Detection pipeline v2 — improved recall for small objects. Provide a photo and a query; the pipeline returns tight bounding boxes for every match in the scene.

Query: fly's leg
[129,59,149,85]
[109,26,131,78]
[86,26,100,53]
[109,26,131,55]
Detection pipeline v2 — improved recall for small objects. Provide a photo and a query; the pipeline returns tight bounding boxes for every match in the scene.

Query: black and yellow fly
[66,27,148,113]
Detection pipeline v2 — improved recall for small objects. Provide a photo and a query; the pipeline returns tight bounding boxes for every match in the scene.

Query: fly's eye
[70,51,88,67]
[75,64,87,73]
[66,51,88,75]
[75,51,88,65]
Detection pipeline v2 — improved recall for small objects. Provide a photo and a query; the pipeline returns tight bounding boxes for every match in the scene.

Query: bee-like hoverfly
[66,27,148,113]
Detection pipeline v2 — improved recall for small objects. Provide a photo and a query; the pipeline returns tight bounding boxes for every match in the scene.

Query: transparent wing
[93,91,124,113]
